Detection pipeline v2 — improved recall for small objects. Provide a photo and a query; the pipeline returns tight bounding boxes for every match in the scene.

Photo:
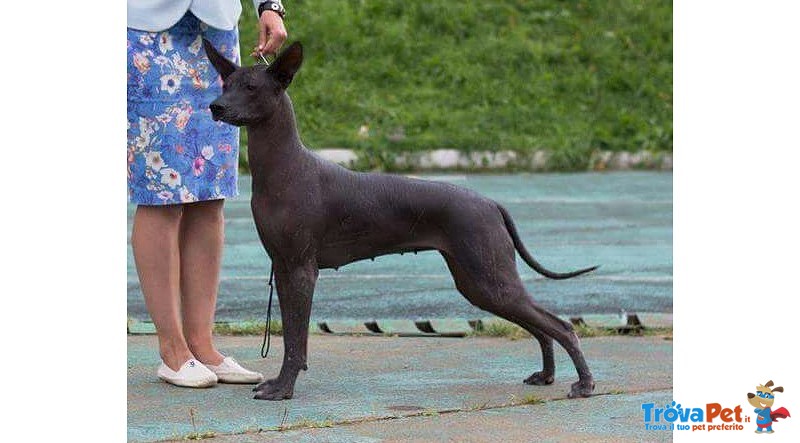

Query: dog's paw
[523,371,554,386]
[567,379,595,398]
[252,378,276,392]
[253,379,294,400]
[253,386,294,400]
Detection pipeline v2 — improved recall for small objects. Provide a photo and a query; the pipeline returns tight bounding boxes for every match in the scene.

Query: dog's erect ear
[772,386,784,393]
[203,38,238,80]
[267,42,303,89]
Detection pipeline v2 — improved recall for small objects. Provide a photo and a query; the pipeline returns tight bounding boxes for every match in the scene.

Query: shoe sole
[215,374,265,384]
[158,374,218,388]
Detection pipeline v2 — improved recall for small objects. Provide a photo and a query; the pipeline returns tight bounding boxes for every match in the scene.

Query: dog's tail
[497,204,599,280]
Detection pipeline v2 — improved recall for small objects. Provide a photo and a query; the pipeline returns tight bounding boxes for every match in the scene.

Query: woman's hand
[252,11,288,58]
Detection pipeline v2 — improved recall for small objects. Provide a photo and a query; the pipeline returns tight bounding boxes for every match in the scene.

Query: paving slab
[128,334,672,442]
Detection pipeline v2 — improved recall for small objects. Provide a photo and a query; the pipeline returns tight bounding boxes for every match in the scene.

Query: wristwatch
[258,0,286,19]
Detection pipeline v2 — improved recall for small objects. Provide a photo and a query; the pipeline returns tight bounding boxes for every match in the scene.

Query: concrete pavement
[128,333,673,442]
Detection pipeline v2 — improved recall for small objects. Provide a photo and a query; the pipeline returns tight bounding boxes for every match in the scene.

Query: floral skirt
[127,13,240,205]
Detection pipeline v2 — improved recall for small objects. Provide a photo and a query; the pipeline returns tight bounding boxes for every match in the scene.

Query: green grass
[469,318,531,340]
[205,318,670,338]
[519,394,546,405]
[269,416,335,431]
[235,0,671,171]
[213,320,282,335]
[470,318,672,339]
[184,408,216,440]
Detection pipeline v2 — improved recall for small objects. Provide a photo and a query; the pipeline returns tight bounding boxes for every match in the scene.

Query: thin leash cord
[260,266,275,358]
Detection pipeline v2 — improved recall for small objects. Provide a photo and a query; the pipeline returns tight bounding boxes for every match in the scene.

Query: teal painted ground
[127,172,672,321]
[128,334,674,442]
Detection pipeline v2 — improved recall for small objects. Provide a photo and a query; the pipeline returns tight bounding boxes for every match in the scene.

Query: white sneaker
[157,359,218,388]
[205,357,264,384]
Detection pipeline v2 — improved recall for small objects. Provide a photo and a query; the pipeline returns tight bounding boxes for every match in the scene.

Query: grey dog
[203,40,597,400]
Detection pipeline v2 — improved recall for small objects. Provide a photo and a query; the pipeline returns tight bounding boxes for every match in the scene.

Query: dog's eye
[247,83,256,91]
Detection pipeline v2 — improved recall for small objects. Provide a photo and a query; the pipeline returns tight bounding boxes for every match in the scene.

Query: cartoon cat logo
[747,380,791,434]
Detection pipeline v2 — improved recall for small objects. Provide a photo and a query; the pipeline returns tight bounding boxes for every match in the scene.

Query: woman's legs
[133,199,234,372]
[132,204,193,371]
[179,199,226,366]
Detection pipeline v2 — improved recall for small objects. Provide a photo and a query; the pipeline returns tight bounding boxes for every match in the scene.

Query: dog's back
[314,160,498,268]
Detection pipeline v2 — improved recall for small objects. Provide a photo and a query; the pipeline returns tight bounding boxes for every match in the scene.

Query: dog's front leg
[253,261,318,400]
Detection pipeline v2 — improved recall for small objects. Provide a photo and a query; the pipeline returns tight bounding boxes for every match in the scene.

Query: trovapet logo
[641,401,746,432]
[641,379,791,434]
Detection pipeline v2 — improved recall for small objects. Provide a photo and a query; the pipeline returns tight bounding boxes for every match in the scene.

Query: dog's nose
[209,103,224,120]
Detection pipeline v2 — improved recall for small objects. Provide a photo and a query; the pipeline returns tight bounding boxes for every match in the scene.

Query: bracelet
[258,0,286,19]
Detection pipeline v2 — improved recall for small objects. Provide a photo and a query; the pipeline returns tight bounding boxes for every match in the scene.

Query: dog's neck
[245,93,305,188]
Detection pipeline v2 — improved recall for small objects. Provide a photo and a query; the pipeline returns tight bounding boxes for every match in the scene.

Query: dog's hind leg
[441,248,594,398]
[442,252,554,386]
[517,299,594,398]
[253,260,318,400]
[523,331,555,385]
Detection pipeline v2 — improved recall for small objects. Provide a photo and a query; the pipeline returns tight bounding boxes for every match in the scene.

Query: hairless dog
[203,40,598,400]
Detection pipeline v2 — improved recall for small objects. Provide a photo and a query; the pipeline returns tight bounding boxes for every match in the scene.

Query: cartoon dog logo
[747,380,791,433]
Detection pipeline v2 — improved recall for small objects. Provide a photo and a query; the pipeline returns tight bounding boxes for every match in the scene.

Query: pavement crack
[201,387,672,441]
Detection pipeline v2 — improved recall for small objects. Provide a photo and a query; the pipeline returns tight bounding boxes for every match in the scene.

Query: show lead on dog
[127,0,287,388]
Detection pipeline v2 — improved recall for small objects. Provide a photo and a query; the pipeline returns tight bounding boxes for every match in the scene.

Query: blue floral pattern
[127,13,240,205]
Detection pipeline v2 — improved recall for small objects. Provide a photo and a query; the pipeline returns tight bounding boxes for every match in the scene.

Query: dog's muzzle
[209,103,224,121]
